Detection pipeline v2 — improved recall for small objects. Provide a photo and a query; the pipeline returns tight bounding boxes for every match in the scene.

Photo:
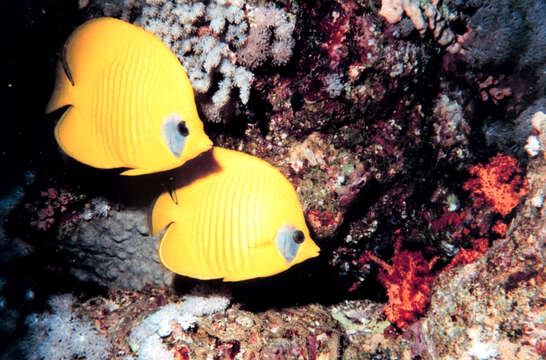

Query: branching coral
[128,286,230,358]
[101,0,295,122]
[463,154,529,216]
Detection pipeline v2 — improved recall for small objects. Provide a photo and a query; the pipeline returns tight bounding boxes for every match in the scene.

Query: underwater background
[1,0,545,359]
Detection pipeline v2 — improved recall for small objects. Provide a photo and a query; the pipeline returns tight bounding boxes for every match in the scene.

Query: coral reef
[3,0,545,358]
[128,286,231,358]
[431,91,472,169]
[101,0,295,123]
[461,0,546,71]
[76,287,341,360]
[420,149,545,359]
[30,187,82,231]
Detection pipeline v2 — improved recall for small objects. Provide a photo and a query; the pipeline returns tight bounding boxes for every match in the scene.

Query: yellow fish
[46,17,212,175]
[151,147,320,281]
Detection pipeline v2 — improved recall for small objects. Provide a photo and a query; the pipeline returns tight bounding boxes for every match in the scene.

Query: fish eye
[177,121,189,136]
[293,230,305,244]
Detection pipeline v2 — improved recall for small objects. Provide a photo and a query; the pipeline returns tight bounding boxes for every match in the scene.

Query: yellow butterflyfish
[151,147,320,281]
[46,17,212,175]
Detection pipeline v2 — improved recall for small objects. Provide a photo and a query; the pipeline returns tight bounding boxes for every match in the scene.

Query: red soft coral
[463,153,528,216]
[360,237,438,329]
[443,238,488,273]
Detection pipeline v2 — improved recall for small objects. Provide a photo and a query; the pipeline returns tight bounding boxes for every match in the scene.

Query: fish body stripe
[191,166,270,278]
[92,44,156,167]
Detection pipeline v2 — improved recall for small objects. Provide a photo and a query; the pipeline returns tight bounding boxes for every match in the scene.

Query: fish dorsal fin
[54,106,117,168]
[61,43,75,86]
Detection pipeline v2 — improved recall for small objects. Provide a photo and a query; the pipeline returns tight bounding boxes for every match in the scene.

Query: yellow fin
[54,106,116,168]
[120,168,151,176]
[158,222,217,280]
[150,192,177,236]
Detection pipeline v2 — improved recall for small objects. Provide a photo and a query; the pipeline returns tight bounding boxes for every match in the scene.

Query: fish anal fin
[54,106,116,168]
[158,222,217,280]
[150,192,177,235]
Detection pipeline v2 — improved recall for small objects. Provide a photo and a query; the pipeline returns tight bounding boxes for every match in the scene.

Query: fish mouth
[307,240,321,258]
[185,135,213,160]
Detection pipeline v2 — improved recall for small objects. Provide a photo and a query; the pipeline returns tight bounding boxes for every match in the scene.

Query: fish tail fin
[150,192,177,236]
[46,62,74,113]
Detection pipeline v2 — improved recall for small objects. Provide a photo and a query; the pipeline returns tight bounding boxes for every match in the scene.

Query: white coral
[102,0,295,123]
[128,286,230,355]
[22,294,111,360]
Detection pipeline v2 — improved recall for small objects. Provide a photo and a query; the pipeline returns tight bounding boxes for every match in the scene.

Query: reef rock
[418,118,546,360]
[59,206,174,290]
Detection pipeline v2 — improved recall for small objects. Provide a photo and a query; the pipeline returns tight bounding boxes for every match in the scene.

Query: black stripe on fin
[61,44,75,86]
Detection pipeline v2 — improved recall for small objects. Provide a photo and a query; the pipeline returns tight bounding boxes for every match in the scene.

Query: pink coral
[30,187,78,231]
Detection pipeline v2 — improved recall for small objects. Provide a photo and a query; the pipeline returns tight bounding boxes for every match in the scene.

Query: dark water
[1,1,85,197]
